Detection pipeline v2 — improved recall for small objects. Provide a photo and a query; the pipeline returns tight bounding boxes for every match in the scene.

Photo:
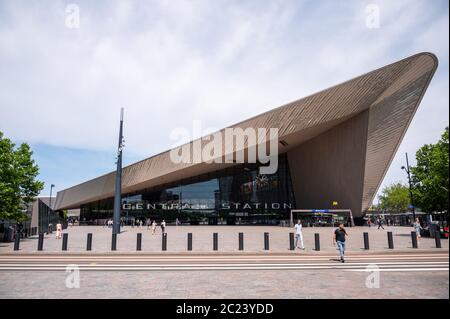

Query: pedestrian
[367,218,371,228]
[152,220,157,234]
[413,218,422,240]
[161,220,166,234]
[294,219,305,250]
[377,218,385,230]
[139,219,143,229]
[333,223,348,263]
[55,223,62,239]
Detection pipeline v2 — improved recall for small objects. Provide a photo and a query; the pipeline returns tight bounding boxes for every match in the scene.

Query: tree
[0,131,44,221]
[378,182,410,213]
[411,127,449,213]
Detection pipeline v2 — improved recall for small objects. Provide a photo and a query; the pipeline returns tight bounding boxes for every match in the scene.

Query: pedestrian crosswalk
[0,252,447,272]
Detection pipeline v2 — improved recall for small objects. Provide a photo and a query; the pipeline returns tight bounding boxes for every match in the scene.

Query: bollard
[137,233,142,251]
[264,232,269,250]
[363,232,369,250]
[62,233,68,251]
[187,233,193,251]
[289,232,295,250]
[213,232,218,251]
[387,231,394,249]
[238,232,244,250]
[411,231,418,248]
[87,233,92,251]
[435,230,442,248]
[162,233,167,251]
[37,233,44,251]
[14,232,20,251]
[111,233,117,251]
[314,233,320,251]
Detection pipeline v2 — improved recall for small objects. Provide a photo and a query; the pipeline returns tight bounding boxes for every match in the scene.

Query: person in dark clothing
[333,223,348,263]
[377,218,385,230]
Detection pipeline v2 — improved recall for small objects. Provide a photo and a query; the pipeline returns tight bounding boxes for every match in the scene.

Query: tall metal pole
[113,108,124,235]
[48,184,54,234]
[405,153,416,222]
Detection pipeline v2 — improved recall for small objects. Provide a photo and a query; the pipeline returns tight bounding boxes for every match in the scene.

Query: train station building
[53,53,438,226]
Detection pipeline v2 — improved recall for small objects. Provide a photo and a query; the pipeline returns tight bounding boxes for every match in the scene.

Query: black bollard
[213,232,218,251]
[239,232,244,250]
[387,231,394,249]
[137,233,142,251]
[37,233,44,251]
[62,233,68,251]
[187,233,193,251]
[289,232,295,250]
[363,232,369,250]
[111,233,117,251]
[435,230,442,248]
[315,233,320,251]
[87,233,92,251]
[162,233,167,251]
[411,231,418,248]
[14,232,20,251]
[264,232,269,250]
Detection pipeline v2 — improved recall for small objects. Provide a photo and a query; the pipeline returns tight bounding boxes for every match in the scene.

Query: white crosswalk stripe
[0,251,447,272]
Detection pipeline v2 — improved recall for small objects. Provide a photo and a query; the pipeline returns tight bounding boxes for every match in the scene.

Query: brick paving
[0,225,447,253]
[0,269,448,299]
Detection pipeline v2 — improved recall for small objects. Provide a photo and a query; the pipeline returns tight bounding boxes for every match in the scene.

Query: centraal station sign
[122,202,293,211]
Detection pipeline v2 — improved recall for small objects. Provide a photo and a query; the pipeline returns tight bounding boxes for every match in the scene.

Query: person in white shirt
[294,220,305,250]
[151,220,157,234]
[55,223,62,239]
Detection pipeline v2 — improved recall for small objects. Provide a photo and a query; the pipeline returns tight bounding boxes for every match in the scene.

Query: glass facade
[80,154,296,225]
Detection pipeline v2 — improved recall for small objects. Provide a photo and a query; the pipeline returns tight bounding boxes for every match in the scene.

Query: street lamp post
[113,108,125,235]
[401,152,416,222]
[47,184,55,234]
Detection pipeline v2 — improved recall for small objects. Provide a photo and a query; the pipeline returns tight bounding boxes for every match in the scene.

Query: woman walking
[151,220,157,235]
[413,218,423,240]
[55,223,62,239]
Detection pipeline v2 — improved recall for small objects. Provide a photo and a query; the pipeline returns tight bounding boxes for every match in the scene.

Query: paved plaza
[1,226,447,299]
[0,225,447,253]
[0,251,448,299]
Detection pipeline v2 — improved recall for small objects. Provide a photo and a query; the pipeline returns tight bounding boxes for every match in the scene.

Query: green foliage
[411,127,449,213]
[0,131,44,221]
[378,182,411,213]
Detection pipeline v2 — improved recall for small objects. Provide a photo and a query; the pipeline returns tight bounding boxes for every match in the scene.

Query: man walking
[294,219,305,250]
[377,218,385,230]
[333,223,348,263]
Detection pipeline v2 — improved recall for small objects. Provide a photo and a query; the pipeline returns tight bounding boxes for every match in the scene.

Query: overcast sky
[0,0,448,203]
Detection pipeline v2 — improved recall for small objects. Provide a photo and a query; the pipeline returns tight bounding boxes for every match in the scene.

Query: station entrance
[290,209,355,227]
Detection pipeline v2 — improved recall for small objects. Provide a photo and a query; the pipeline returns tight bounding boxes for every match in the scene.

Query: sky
[0,0,448,203]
